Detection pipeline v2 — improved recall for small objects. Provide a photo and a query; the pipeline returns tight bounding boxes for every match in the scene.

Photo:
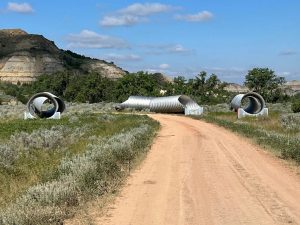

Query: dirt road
[95,114,300,225]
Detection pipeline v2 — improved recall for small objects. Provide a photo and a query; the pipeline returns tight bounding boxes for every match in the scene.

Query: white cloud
[100,2,178,27]
[119,3,176,16]
[175,11,213,22]
[7,2,33,13]
[167,44,189,53]
[159,63,170,69]
[100,15,145,27]
[66,30,129,49]
[141,44,192,55]
[279,50,298,56]
[104,53,142,62]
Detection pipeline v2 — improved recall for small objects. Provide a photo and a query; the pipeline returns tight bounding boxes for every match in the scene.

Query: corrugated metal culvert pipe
[25,92,65,119]
[230,92,266,114]
[116,95,203,115]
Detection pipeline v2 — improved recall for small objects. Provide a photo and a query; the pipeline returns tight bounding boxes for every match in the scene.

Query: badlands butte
[0,29,126,84]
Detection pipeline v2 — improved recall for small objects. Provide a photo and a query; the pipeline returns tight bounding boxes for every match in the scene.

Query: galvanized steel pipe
[230,92,265,114]
[116,95,203,115]
[116,96,154,111]
[26,92,65,118]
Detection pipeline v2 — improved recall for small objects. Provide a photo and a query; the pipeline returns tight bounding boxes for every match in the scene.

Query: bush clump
[280,113,300,130]
[291,99,300,113]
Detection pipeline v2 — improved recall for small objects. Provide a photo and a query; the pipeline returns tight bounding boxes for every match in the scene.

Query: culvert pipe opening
[230,92,265,114]
[26,92,65,119]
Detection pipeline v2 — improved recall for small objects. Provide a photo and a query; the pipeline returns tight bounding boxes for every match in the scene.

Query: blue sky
[1,0,299,83]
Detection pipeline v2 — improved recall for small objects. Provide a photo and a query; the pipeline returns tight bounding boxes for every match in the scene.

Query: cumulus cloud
[119,3,176,16]
[104,53,142,62]
[7,2,33,13]
[159,63,170,69]
[175,10,213,22]
[141,43,192,55]
[100,2,177,27]
[167,44,190,53]
[100,15,145,27]
[279,50,298,56]
[66,30,129,49]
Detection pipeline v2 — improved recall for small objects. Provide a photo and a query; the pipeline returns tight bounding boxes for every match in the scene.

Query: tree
[113,72,161,101]
[191,71,229,104]
[244,68,286,102]
[172,76,188,95]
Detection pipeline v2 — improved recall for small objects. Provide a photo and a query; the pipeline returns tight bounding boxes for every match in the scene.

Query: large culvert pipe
[25,92,65,119]
[116,95,203,115]
[230,92,268,118]
[230,92,265,114]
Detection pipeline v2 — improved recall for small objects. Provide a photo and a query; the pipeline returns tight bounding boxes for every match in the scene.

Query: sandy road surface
[94,114,300,225]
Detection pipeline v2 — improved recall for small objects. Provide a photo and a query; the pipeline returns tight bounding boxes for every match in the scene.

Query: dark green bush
[291,99,300,113]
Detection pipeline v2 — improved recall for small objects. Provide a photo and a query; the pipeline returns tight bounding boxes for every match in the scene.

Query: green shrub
[291,99,300,113]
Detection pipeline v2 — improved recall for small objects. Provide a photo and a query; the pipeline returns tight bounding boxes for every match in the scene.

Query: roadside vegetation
[0,112,159,224]
[198,106,300,164]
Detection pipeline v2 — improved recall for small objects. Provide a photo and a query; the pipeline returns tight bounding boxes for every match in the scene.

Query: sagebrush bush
[203,103,231,113]
[268,103,292,113]
[0,125,88,162]
[0,105,24,119]
[0,144,18,169]
[22,180,78,207]
[280,113,300,130]
[291,99,300,113]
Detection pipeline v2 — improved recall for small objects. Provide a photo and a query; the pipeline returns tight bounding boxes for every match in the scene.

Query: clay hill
[0,29,127,84]
[225,81,300,95]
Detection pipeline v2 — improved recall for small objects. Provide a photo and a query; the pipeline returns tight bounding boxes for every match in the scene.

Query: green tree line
[0,68,292,105]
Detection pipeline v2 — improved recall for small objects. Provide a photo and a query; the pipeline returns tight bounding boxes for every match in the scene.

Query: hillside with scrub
[0,29,127,84]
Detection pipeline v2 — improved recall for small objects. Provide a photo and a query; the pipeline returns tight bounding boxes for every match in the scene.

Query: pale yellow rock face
[84,61,126,79]
[0,29,127,84]
[0,54,64,84]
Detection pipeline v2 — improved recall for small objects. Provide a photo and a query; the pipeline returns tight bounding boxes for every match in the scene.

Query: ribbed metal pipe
[26,92,65,118]
[116,95,203,115]
[230,92,265,114]
[115,96,154,111]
